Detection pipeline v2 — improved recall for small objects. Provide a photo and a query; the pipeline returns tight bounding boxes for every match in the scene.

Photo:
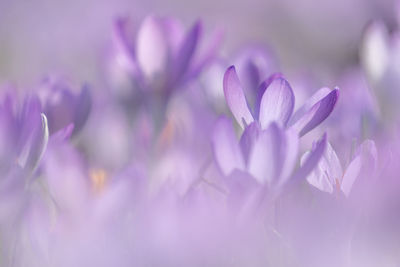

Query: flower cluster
[1,13,400,267]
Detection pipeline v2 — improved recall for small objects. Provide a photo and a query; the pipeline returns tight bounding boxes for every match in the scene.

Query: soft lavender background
[0,0,396,87]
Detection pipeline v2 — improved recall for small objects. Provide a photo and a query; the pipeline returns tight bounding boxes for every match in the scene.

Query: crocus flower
[303,139,377,197]
[0,91,49,266]
[38,77,92,136]
[212,116,327,190]
[223,66,339,137]
[109,16,221,97]
[0,91,48,175]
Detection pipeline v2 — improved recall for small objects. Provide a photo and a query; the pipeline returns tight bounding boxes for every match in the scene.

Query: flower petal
[247,122,283,185]
[303,142,343,194]
[278,128,299,186]
[341,139,377,196]
[289,87,332,125]
[239,122,261,165]
[136,16,169,79]
[170,20,202,86]
[290,133,328,186]
[112,18,140,76]
[361,21,390,82]
[290,88,339,137]
[223,66,254,128]
[73,85,92,135]
[212,116,245,176]
[254,72,283,118]
[258,77,295,129]
[341,156,362,197]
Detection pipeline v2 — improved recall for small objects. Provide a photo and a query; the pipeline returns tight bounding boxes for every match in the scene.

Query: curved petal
[254,72,283,118]
[361,21,389,82]
[278,128,299,186]
[112,18,140,76]
[259,77,295,129]
[170,20,202,85]
[239,122,261,165]
[289,87,331,125]
[223,66,254,128]
[290,88,339,137]
[212,116,245,176]
[341,139,378,196]
[290,133,328,186]
[247,122,283,185]
[73,85,92,135]
[136,16,169,79]
[18,113,49,173]
[341,156,362,197]
[303,142,343,194]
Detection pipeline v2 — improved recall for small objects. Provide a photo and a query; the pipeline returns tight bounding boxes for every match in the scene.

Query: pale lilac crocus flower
[303,139,377,197]
[110,16,221,97]
[212,116,327,190]
[223,66,339,137]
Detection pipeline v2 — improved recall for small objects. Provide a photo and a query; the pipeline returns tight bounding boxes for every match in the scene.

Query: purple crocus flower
[0,91,48,174]
[38,77,92,136]
[303,139,377,197]
[109,16,221,97]
[223,66,339,137]
[212,116,327,190]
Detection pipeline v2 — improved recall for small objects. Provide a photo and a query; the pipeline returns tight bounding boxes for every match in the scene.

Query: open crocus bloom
[111,16,220,94]
[303,140,377,196]
[223,66,339,136]
[0,92,49,174]
[212,116,327,189]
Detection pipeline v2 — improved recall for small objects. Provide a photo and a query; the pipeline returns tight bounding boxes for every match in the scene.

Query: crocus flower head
[212,116,327,192]
[111,16,220,96]
[303,139,377,197]
[0,91,49,174]
[223,66,339,137]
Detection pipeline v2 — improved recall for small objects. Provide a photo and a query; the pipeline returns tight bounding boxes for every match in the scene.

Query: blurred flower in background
[0,0,400,266]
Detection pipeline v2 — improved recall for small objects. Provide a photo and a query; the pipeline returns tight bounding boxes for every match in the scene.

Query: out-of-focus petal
[254,72,283,118]
[239,121,261,165]
[361,21,390,82]
[136,16,169,79]
[112,18,140,76]
[291,133,327,185]
[304,142,343,194]
[223,66,254,128]
[341,139,378,196]
[212,116,245,176]
[290,88,339,137]
[259,77,295,129]
[247,122,282,185]
[186,28,224,82]
[73,85,92,135]
[278,128,299,186]
[170,20,202,85]
[341,156,362,197]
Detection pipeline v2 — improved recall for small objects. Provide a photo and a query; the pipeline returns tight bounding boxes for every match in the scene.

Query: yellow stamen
[90,168,107,193]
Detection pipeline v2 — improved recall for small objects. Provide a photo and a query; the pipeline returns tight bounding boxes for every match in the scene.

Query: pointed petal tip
[259,76,295,129]
[223,66,254,128]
